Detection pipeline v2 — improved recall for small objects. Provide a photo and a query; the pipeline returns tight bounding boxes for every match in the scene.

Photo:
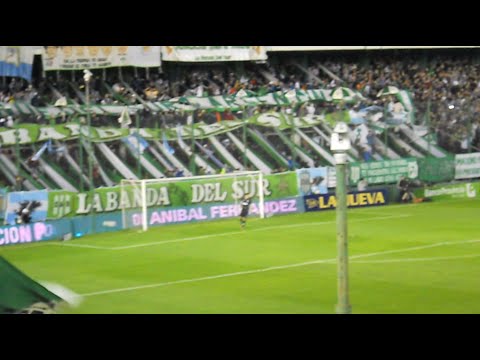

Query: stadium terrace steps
[371,135,401,159]
[258,70,279,83]
[194,141,225,169]
[398,124,447,158]
[294,128,336,166]
[123,144,165,178]
[56,141,90,186]
[20,151,57,190]
[387,132,424,158]
[342,123,400,160]
[68,81,87,103]
[96,143,138,180]
[231,128,276,170]
[81,140,114,187]
[121,81,160,112]
[135,151,165,178]
[226,132,272,174]
[37,158,78,192]
[176,135,216,174]
[153,141,192,176]
[247,129,289,168]
[0,154,37,190]
[273,128,315,168]
[0,154,20,188]
[148,145,174,172]
[102,81,131,106]
[208,136,244,171]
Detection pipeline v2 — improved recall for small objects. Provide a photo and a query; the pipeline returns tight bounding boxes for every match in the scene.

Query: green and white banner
[422,182,480,200]
[0,112,345,147]
[42,46,161,71]
[349,158,419,185]
[455,153,480,179]
[161,46,267,62]
[47,172,298,218]
[0,88,377,118]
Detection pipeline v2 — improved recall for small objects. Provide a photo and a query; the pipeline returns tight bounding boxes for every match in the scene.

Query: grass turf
[1,198,479,314]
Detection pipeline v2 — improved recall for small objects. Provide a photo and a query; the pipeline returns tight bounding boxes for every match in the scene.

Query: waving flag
[31,142,49,161]
[163,131,175,154]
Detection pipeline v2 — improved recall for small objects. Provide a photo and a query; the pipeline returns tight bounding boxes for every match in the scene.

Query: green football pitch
[2,198,480,314]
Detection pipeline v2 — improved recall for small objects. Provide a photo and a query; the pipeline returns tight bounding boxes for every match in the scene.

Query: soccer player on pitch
[240,194,252,229]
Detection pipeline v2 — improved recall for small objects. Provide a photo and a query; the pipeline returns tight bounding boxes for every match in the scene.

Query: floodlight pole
[190,110,196,176]
[84,69,95,233]
[331,122,352,314]
[242,106,247,169]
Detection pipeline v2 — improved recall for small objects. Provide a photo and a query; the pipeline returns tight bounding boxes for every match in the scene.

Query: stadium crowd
[1,50,480,154]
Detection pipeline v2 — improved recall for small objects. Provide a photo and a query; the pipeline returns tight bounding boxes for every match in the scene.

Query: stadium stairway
[176,135,216,174]
[398,124,447,158]
[20,148,57,190]
[68,81,87,103]
[247,128,289,169]
[37,156,78,191]
[121,81,162,113]
[226,132,273,174]
[81,140,115,187]
[386,131,424,158]
[122,142,165,178]
[153,141,192,176]
[231,128,279,171]
[207,135,245,171]
[148,144,175,172]
[0,154,38,190]
[294,128,336,166]
[194,140,225,169]
[55,140,90,186]
[371,134,401,160]
[273,128,315,167]
[226,132,272,174]
[95,143,138,180]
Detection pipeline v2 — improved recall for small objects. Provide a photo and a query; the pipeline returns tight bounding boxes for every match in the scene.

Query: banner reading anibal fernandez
[42,46,161,71]
[127,197,301,228]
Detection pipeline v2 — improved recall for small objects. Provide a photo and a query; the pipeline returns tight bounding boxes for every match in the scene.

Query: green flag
[0,256,63,314]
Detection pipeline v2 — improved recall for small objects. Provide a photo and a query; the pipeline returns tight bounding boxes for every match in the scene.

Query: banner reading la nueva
[47,172,298,219]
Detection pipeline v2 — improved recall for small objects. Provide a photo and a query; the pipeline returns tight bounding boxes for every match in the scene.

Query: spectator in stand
[357,177,368,192]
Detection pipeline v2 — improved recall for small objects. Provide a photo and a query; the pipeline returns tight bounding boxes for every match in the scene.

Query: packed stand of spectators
[2,50,480,154]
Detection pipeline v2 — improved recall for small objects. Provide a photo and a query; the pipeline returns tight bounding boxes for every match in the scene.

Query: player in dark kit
[240,195,252,229]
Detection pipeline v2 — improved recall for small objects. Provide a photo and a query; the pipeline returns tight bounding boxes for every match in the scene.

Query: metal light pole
[136,111,142,179]
[84,69,95,232]
[77,114,84,192]
[242,106,247,169]
[189,110,196,176]
[14,118,21,190]
[330,122,352,314]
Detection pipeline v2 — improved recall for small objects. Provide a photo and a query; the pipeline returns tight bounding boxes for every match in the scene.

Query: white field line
[351,253,480,264]
[79,238,480,297]
[112,214,412,250]
[0,214,412,252]
[0,243,54,251]
[53,243,112,250]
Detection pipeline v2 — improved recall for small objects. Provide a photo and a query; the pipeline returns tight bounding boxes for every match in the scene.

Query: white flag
[118,107,132,128]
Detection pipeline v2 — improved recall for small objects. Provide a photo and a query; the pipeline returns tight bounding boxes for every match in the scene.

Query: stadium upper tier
[0,49,479,189]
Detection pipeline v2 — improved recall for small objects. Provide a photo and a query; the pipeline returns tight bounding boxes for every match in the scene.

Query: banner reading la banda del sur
[47,172,298,219]
[0,113,338,147]
[303,189,388,212]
